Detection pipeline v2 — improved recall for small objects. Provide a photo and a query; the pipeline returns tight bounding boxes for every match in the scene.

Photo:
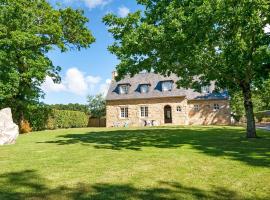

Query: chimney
[112,71,118,80]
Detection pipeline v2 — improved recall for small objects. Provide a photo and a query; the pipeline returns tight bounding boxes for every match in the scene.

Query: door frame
[164,105,172,124]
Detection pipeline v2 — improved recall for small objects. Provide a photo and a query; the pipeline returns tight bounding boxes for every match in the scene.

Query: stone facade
[106,97,231,127]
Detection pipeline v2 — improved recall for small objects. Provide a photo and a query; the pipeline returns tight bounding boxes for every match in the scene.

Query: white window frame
[119,85,129,94]
[176,106,182,112]
[140,106,149,118]
[201,86,210,93]
[213,103,220,111]
[120,107,128,118]
[194,104,200,111]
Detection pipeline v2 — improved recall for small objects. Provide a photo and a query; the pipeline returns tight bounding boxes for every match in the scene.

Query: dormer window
[140,84,150,93]
[119,84,130,94]
[201,86,210,93]
[162,81,173,91]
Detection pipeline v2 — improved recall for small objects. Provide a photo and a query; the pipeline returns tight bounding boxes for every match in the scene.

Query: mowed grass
[0,126,269,200]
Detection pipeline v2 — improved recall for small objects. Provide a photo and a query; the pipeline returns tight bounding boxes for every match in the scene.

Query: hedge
[47,109,89,129]
[255,110,270,122]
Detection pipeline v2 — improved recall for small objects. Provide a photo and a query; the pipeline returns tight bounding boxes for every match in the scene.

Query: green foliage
[0,0,95,121]
[47,109,88,129]
[261,117,270,122]
[255,111,270,122]
[25,104,52,131]
[87,94,106,118]
[49,103,89,114]
[231,77,270,121]
[103,0,270,137]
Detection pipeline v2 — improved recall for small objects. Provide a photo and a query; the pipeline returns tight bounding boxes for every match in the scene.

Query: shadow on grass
[0,170,264,200]
[42,127,270,167]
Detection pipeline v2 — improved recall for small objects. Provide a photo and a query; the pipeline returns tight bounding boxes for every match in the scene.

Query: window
[201,86,210,93]
[140,106,149,117]
[176,106,182,112]
[214,104,220,110]
[120,107,128,118]
[140,85,149,93]
[162,81,173,91]
[194,104,200,111]
[119,85,129,94]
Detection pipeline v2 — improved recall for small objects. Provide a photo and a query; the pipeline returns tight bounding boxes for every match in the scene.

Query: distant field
[0,126,269,200]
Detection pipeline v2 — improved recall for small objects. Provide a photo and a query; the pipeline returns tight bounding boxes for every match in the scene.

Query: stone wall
[188,100,231,125]
[106,97,231,127]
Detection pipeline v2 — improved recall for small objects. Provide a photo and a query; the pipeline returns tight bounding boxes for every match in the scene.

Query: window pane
[140,106,148,117]
[194,105,199,111]
[119,85,128,94]
[140,107,144,117]
[162,81,172,91]
[120,107,128,118]
[214,104,220,110]
[125,107,128,117]
[141,85,149,93]
[201,86,210,93]
[145,107,148,117]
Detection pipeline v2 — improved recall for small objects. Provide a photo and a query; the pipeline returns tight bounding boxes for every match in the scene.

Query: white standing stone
[0,108,19,145]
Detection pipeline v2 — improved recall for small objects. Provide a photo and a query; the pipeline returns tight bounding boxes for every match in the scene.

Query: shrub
[20,120,32,134]
[255,110,270,122]
[261,117,270,123]
[47,109,88,129]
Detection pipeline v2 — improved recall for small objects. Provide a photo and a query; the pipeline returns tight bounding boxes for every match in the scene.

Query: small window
[162,81,173,91]
[214,104,220,110]
[176,106,182,112]
[194,104,200,111]
[201,86,210,93]
[120,107,128,118]
[140,85,149,93]
[119,85,129,94]
[140,106,149,117]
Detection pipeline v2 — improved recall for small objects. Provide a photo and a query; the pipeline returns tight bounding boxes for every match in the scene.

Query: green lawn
[0,126,269,200]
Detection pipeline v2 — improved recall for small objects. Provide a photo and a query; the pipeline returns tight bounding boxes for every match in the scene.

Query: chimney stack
[112,71,118,80]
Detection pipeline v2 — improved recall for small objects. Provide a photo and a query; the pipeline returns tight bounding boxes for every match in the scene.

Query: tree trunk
[242,84,257,138]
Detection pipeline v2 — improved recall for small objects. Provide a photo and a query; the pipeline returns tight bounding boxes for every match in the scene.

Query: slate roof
[106,72,229,101]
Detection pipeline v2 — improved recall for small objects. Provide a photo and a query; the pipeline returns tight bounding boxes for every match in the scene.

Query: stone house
[106,72,231,127]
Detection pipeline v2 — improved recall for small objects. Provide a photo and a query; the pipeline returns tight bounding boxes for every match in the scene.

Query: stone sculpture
[0,108,19,145]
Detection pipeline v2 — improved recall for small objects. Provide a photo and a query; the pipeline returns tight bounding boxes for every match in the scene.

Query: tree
[0,0,95,124]
[103,0,270,138]
[231,77,270,121]
[87,94,106,118]
[49,103,90,114]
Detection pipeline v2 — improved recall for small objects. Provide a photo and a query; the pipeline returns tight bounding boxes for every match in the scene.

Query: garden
[0,126,269,200]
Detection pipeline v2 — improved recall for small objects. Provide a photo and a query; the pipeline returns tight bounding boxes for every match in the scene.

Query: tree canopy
[103,0,270,138]
[87,94,106,118]
[0,0,95,122]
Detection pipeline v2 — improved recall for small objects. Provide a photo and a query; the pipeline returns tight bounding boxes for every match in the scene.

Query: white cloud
[65,0,112,9]
[264,24,270,33]
[84,0,112,9]
[41,67,102,96]
[41,76,66,92]
[65,68,89,95]
[86,75,101,85]
[118,6,130,17]
[99,79,111,96]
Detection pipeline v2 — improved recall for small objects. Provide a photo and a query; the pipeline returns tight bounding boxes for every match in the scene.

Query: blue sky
[42,0,143,104]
